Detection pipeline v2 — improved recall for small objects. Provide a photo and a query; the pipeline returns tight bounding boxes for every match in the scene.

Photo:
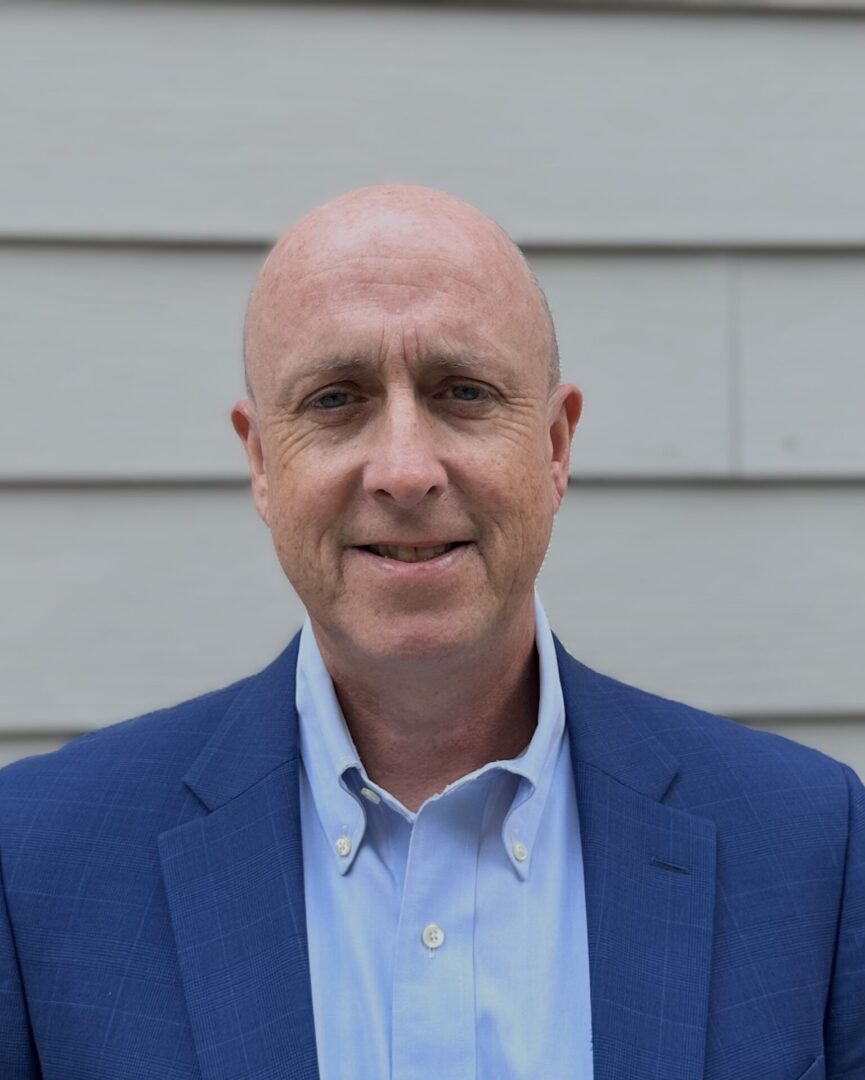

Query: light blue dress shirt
[296,590,593,1080]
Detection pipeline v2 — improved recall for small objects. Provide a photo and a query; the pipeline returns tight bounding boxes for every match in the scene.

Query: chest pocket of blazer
[794,1057,824,1080]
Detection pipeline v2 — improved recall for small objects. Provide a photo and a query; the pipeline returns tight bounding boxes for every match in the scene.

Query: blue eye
[449,384,486,401]
[312,391,354,410]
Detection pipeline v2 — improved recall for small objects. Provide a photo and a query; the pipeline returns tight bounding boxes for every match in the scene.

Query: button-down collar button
[335,835,352,857]
[421,923,445,950]
[512,840,528,862]
[359,786,381,804]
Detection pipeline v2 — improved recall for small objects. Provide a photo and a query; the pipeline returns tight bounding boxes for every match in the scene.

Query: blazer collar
[182,634,302,811]
[553,635,680,800]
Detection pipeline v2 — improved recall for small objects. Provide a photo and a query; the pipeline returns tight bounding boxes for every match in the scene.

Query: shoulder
[0,634,303,892]
[559,645,861,837]
[0,675,252,825]
[624,667,844,779]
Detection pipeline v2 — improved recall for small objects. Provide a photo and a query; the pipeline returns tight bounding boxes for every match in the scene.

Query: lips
[359,541,466,564]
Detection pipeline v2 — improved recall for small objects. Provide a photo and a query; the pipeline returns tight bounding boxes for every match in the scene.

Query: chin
[348,609,483,665]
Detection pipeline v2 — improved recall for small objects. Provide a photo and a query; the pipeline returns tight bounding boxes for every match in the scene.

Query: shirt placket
[390,782,485,1080]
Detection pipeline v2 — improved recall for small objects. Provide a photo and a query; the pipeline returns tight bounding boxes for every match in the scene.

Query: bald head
[242,185,559,401]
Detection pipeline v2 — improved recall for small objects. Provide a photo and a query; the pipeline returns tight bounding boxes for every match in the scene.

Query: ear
[547,383,582,510]
[231,399,270,527]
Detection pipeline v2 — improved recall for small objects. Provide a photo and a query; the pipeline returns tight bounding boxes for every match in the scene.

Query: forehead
[250,211,547,388]
[287,254,508,347]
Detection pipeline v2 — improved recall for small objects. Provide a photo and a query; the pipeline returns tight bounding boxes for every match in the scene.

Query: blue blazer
[1,635,863,1080]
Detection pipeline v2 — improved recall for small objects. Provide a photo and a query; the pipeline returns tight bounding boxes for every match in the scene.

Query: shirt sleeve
[825,763,865,1078]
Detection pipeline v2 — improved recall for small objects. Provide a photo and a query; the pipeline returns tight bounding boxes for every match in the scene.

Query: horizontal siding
[540,253,733,475]
[424,0,865,8]
[2,5,865,243]
[3,485,863,732]
[0,246,253,480]
[5,245,864,479]
[3,0,862,779]
[540,485,865,717]
[0,736,71,770]
[2,488,300,734]
[738,257,865,475]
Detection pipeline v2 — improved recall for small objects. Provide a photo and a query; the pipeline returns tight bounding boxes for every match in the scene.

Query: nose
[362,393,448,509]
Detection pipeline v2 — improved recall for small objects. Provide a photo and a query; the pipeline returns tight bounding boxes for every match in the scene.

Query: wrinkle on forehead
[243,185,558,399]
[293,254,487,296]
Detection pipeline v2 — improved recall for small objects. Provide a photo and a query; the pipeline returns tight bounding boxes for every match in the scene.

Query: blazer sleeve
[825,764,865,1077]
[0,849,41,1079]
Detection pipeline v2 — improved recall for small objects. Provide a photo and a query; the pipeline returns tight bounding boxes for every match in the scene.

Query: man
[0,186,862,1080]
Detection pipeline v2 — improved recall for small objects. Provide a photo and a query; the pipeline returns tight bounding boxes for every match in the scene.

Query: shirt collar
[296,588,566,880]
[296,623,367,874]
[499,589,566,879]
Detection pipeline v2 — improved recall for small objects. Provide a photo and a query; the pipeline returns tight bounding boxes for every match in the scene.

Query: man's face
[234,206,580,667]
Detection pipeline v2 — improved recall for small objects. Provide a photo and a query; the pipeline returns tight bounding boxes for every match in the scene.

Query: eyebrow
[291,355,372,382]
[284,350,495,393]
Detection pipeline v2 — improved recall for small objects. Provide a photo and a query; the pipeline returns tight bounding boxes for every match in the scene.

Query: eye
[309,389,358,410]
[443,383,490,403]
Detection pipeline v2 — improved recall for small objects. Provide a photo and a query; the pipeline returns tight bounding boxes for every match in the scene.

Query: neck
[313,604,539,813]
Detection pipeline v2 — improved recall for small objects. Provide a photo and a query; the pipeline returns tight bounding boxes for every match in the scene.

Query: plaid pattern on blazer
[1,634,863,1080]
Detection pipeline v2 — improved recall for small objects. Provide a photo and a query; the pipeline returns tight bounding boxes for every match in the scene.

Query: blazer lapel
[156,628,715,1080]
[555,639,717,1080]
[158,635,320,1080]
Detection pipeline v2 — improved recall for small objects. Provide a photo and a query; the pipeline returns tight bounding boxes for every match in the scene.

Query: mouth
[357,541,469,564]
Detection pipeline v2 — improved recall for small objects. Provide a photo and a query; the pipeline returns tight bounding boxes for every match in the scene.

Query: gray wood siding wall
[2,2,864,776]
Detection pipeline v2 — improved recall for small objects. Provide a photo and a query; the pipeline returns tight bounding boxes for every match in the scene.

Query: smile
[359,541,467,563]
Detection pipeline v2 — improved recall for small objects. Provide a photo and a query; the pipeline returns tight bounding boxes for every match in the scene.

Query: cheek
[263,429,346,542]
[268,477,333,552]
[493,427,551,505]
[266,496,308,584]
[469,445,551,552]
[262,457,360,596]
[500,445,555,556]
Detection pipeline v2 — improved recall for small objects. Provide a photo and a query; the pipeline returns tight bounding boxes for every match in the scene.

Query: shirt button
[359,786,381,804]
[512,840,529,862]
[421,923,445,950]
[335,835,352,857]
